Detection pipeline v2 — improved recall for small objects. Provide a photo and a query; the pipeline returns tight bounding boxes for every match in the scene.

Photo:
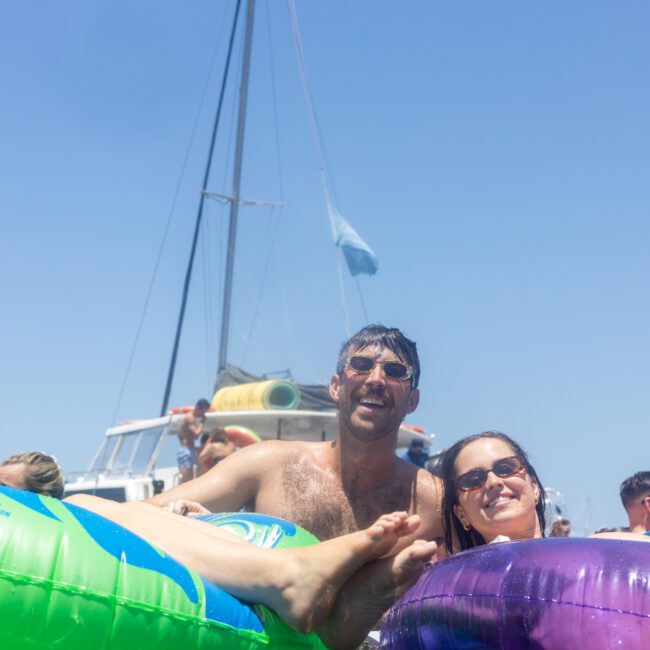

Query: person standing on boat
[620,471,650,536]
[177,398,210,484]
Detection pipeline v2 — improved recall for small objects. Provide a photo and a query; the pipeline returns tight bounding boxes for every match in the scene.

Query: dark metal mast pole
[159,0,243,417]
[218,0,256,373]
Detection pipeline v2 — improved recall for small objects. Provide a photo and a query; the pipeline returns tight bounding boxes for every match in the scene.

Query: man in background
[151,324,443,649]
[550,517,571,537]
[177,398,210,483]
[400,438,428,468]
[619,471,650,536]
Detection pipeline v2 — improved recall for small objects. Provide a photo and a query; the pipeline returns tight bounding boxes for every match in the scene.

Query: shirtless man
[148,325,442,643]
[177,398,210,483]
[153,324,442,545]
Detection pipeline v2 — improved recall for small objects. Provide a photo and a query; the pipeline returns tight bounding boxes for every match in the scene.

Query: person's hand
[165,499,210,516]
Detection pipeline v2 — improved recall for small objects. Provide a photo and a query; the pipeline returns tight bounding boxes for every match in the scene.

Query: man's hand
[165,499,210,516]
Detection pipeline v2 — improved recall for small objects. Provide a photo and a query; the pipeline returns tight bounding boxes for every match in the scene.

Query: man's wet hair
[619,471,650,509]
[195,398,211,411]
[336,324,420,388]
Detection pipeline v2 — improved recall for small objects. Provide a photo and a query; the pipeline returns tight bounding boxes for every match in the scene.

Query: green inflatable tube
[0,486,325,649]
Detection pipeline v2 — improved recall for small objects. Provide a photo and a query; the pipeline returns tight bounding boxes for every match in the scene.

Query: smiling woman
[440,431,546,552]
[383,432,650,648]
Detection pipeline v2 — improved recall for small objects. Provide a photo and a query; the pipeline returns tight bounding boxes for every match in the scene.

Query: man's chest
[255,460,414,540]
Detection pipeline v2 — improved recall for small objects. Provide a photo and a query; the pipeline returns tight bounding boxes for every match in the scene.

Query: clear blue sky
[1,1,648,533]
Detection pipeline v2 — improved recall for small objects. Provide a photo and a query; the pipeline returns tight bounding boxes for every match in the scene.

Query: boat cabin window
[84,423,169,480]
[153,429,181,472]
[90,436,120,474]
[112,433,139,473]
[131,426,165,474]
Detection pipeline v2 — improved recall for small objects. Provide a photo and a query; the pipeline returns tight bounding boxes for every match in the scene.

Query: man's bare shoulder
[416,469,443,505]
[390,455,430,481]
[391,458,443,539]
[223,439,327,467]
[241,438,326,454]
[157,440,325,512]
[182,412,196,425]
[417,471,443,538]
[390,458,442,502]
[180,411,201,435]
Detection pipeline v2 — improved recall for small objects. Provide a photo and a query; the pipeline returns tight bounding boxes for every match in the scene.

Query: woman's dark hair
[441,431,547,553]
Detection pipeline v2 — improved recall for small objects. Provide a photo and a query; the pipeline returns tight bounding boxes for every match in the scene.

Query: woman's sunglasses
[456,456,525,492]
[345,354,413,383]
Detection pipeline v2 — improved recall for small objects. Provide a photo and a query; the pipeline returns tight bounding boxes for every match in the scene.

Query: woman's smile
[484,492,516,510]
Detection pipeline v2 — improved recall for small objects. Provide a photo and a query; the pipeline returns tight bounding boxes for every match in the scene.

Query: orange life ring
[224,425,262,447]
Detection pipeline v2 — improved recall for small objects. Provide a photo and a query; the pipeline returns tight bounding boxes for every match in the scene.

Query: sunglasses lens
[457,470,487,491]
[457,457,523,491]
[348,356,374,372]
[347,355,412,382]
[383,362,409,380]
[494,457,523,477]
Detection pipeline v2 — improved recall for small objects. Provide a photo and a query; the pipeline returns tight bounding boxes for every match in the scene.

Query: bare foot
[316,539,438,649]
[265,511,420,632]
[64,497,423,638]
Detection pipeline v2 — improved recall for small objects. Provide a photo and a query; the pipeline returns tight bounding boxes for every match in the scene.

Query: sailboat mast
[158,0,243,417]
[218,0,256,373]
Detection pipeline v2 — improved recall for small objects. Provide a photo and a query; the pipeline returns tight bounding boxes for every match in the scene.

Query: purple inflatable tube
[382,538,650,649]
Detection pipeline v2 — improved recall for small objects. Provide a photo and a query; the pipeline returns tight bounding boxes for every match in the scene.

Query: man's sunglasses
[345,355,413,383]
[456,456,525,492]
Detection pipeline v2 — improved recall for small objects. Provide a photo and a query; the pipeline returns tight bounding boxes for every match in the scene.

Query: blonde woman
[0,451,64,498]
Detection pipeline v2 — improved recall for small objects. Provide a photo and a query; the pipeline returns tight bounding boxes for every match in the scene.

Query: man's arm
[149,441,282,513]
[197,443,216,466]
[183,414,204,439]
